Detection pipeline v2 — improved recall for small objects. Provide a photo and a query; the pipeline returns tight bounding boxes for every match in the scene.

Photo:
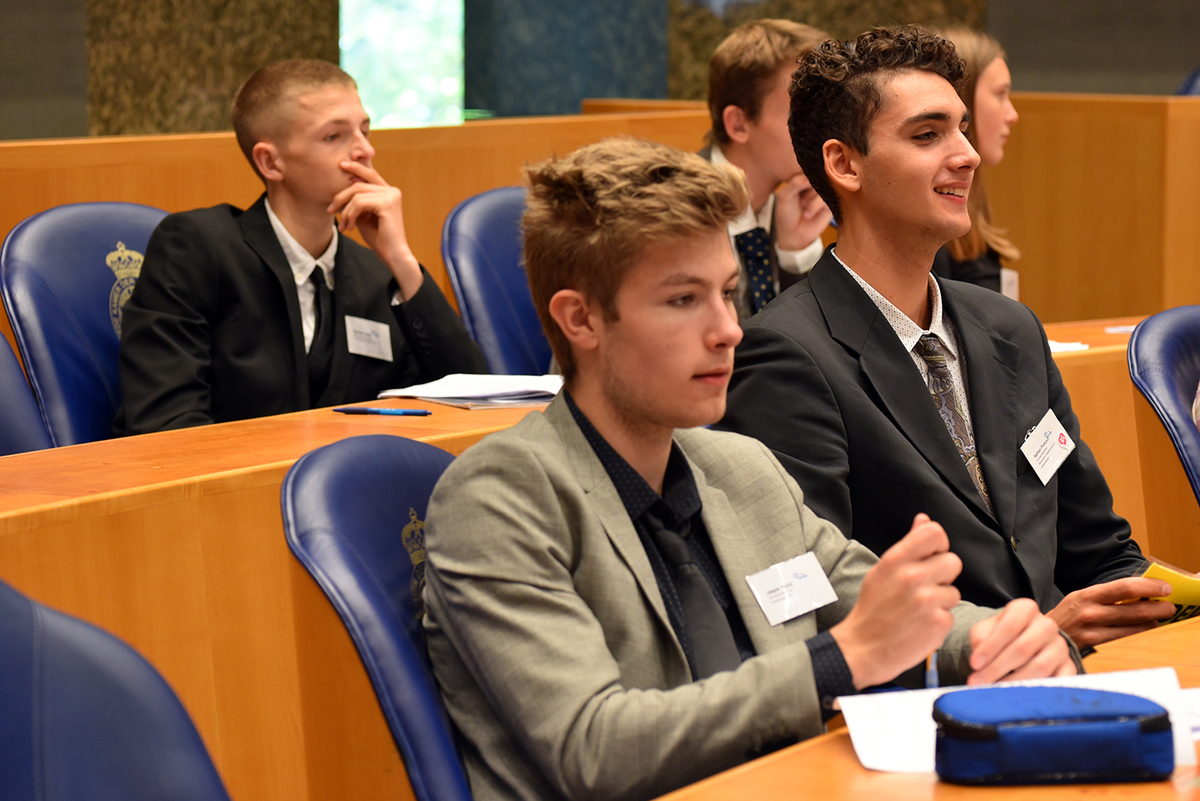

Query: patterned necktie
[912,334,994,517]
[307,268,334,400]
[734,227,774,314]
[645,511,743,680]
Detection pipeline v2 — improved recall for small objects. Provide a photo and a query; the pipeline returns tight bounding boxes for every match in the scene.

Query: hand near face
[773,173,832,252]
[831,514,962,689]
[966,598,1076,685]
[328,160,424,299]
[1046,576,1175,648]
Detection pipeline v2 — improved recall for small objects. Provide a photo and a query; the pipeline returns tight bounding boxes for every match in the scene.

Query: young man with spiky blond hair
[422,136,1075,801]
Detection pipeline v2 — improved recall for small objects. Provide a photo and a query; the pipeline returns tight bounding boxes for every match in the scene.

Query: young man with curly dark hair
[721,25,1173,650]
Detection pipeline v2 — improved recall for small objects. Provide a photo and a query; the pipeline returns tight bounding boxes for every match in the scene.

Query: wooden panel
[989,94,1169,324]
[0,110,711,330]
[582,98,707,114]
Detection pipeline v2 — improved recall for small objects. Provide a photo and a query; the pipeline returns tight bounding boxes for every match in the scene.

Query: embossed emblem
[401,507,427,615]
[106,241,144,337]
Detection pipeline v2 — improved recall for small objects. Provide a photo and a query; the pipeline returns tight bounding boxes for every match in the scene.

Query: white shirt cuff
[776,236,824,276]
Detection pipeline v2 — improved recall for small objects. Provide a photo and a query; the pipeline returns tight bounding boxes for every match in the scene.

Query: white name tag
[345,315,393,362]
[1020,408,1075,485]
[1000,267,1019,301]
[745,551,837,627]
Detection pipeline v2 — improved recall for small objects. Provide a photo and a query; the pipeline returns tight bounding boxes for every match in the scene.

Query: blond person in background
[931,28,1022,297]
[703,19,833,318]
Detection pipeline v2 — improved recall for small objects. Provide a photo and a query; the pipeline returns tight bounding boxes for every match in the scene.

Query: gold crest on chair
[401,507,428,615]
[107,241,144,337]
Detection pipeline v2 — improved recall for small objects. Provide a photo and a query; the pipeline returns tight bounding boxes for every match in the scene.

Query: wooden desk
[1043,317,1148,553]
[0,400,537,801]
[659,619,1200,801]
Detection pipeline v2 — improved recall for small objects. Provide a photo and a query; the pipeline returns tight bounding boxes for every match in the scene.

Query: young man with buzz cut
[422,136,1076,801]
[115,59,486,435]
[704,18,833,319]
[720,26,1174,649]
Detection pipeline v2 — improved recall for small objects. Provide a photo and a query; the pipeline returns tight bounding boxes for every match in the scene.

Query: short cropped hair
[789,25,966,223]
[707,19,828,145]
[523,138,748,382]
[231,59,357,180]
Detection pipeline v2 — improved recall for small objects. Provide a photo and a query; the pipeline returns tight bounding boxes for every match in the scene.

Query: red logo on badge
[1058,433,1067,446]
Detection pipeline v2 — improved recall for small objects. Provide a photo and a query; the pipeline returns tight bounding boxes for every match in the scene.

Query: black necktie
[307,268,333,402]
[645,511,743,679]
[734,227,775,314]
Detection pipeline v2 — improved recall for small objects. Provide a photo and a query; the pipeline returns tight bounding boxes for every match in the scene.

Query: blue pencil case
[933,686,1174,785]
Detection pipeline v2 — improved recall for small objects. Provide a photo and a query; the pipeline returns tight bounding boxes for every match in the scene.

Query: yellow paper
[1143,561,1200,624]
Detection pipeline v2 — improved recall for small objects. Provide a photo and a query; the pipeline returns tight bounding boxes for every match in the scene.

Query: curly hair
[707,19,828,146]
[789,25,966,223]
[523,137,748,381]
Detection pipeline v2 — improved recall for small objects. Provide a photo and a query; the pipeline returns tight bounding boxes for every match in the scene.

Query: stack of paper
[380,373,563,409]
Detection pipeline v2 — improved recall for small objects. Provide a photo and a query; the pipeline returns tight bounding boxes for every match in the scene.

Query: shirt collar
[563,391,701,525]
[265,198,339,290]
[832,247,957,359]
[710,142,775,236]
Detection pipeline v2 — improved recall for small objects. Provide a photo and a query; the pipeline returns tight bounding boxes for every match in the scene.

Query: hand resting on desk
[831,514,1076,690]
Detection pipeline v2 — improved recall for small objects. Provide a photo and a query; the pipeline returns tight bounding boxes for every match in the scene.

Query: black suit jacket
[115,195,486,435]
[719,248,1145,612]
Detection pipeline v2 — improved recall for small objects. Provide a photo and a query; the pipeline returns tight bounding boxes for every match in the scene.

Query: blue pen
[332,407,432,416]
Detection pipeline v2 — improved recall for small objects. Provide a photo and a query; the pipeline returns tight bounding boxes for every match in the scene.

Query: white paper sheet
[837,667,1193,773]
[379,373,563,406]
[1048,340,1089,353]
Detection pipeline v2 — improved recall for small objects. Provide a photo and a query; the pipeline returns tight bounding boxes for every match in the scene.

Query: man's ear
[548,289,601,355]
[721,105,752,146]
[823,139,861,195]
[252,141,283,183]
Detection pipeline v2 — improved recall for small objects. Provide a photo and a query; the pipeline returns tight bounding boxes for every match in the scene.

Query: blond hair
[231,59,357,181]
[523,138,748,381]
[939,28,1020,263]
[707,19,828,146]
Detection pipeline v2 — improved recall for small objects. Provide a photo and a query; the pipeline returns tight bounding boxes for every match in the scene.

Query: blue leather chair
[1177,66,1200,95]
[442,186,551,375]
[281,435,470,801]
[0,576,232,801]
[0,202,168,446]
[1128,306,1200,503]
[0,334,52,455]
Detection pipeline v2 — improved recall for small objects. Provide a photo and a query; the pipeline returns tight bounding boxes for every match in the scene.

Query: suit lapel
[239,195,309,405]
[543,400,683,658]
[809,255,994,522]
[943,285,1020,538]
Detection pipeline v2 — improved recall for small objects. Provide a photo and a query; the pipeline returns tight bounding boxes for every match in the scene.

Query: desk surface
[661,618,1200,801]
[0,399,534,513]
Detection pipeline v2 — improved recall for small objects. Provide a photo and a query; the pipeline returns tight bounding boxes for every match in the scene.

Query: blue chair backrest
[1128,306,1200,503]
[0,334,51,455]
[0,577,232,801]
[281,435,471,801]
[441,186,551,375]
[0,202,168,446]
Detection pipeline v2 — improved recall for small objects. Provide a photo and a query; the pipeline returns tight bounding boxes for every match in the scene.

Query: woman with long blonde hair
[933,28,1020,295]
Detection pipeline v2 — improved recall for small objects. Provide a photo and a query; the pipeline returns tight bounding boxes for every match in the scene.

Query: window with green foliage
[340,0,464,128]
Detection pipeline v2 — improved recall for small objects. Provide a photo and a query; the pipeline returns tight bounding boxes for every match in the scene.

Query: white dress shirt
[265,199,338,354]
[834,248,981,449]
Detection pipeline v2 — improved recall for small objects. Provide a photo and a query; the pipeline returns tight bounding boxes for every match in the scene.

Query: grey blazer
[423,394,992,801]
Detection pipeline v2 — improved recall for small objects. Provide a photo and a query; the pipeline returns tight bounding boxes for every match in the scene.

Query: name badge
[745,551,837,627]
[345,315,393,362]
[1020,408,1075,485]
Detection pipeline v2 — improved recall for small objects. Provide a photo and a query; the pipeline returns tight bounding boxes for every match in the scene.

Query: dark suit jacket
[719,248,1145,613]
[115,195,486,435]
